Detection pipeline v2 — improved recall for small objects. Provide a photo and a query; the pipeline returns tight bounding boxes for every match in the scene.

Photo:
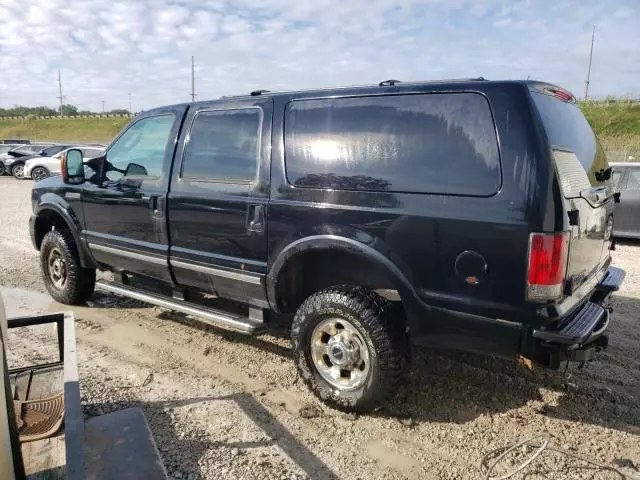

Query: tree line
[0,105,131,117]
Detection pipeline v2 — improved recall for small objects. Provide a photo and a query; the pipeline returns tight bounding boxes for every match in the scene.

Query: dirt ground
[1,176,639,480]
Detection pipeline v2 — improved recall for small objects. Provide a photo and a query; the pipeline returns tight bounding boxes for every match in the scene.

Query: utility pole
[128,92,132,113]
[101,100,105,113]
[57,69,64,116]
[584,25,595,101]
[191,56,196,101]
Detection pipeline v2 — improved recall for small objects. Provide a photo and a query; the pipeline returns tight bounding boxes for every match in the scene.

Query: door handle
[143,194,164,218]
[248,205,265,234]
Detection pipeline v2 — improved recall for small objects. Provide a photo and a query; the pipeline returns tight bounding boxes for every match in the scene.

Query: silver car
[612,162,640,239]
[25,147,105,181]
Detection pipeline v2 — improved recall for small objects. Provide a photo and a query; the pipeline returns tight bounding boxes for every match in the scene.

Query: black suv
[29,79,624,411]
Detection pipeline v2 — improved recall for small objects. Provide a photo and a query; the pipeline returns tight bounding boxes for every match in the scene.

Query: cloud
[0,0,638,112]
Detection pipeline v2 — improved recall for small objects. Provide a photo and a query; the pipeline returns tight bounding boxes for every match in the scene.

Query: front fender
[266,233,418,312]
[34,195,97,269]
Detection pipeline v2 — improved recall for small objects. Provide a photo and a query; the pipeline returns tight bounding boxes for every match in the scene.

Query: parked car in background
[611,162,640,239]
[6,145,73,179]
[0,145,22,175]
[25,146,105,181]
[1,145,51,176]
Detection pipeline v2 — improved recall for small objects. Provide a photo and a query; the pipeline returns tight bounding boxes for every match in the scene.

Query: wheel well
[275,249,402,313]
[34,210,69,249]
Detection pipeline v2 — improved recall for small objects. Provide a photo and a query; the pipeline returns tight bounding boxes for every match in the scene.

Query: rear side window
[624,168,640,191]
[284,93,501,196]
[532,92,610,198]
[181,108,262,182]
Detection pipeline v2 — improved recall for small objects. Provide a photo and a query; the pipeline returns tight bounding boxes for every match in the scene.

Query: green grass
[0,117,130,144]
[579,101,640,137]
[0,101,639,149]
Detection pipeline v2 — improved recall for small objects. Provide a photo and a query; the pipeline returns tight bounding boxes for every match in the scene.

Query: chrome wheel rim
[310,317,370,391]
[13,165,24,178]
[48,248,67,289]
[33,168,47,181]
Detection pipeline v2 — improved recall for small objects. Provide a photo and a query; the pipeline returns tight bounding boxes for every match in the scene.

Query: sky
[0,0,638,112]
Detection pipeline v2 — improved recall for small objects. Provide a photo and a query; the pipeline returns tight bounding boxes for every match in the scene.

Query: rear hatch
[531,85,613,294]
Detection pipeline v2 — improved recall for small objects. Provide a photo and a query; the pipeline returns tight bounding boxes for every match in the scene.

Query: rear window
[532,92,610,197]
[284,93,501,196]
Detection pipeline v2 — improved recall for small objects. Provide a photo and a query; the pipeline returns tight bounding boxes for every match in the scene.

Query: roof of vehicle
[142,79,570,114]
[610,162,640,168]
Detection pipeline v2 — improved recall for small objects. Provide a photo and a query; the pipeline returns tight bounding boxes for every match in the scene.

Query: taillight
[527,232,569,300]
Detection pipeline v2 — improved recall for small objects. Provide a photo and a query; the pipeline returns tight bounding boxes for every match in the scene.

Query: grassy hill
[0,117,130,144]
[0,101,639,149]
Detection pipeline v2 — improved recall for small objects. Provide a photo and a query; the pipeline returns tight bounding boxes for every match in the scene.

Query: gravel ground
[1,176,639,480]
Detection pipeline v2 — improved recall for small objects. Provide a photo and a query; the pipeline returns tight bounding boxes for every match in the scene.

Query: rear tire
[0,163,5,176]
[40,230,96,305]
[291,286,406,412]
[31,166,50,182]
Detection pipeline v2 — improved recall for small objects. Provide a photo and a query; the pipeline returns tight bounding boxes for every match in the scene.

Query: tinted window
[107,115,175,180]
[42,145,68,156]
[284,93,500,195]
[82,148,104,159]
[182,108,261,182]
[612,169,623,191]
[624,168,640,191]
[532,92,609,189]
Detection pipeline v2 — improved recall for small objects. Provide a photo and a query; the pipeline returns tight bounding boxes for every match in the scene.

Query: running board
[95,281,265,335]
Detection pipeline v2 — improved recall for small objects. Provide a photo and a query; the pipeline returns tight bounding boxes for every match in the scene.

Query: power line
[584,25,595,101]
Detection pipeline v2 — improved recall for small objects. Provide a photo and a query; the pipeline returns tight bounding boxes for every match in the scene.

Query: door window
[106,115,175,181]
[181,108,261,182]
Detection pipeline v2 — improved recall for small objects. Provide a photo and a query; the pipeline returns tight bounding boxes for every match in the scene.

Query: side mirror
[61,149,85,184]
[125,163,148,177]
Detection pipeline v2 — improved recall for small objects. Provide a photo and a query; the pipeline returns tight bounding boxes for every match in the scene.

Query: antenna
[584,25,595,101]
[191,56,196,102]
[57,69,64,116]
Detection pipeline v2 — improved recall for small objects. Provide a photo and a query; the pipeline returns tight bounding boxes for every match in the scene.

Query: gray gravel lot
[1,176,639,479]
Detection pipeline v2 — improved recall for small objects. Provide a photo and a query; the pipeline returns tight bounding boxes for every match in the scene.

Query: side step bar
[96,281,266,335]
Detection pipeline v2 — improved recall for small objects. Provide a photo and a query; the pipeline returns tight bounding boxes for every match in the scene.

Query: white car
[25,147,105,181]
[0,145,49,176]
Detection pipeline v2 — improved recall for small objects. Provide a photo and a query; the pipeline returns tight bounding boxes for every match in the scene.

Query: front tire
[40,230,96,305]
[291,287,405,412]
[0,163,5,176]
[31,166,50,182]
[10,163,25,179]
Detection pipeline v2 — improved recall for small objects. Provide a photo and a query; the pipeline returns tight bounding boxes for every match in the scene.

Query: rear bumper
[526,266,625,369]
